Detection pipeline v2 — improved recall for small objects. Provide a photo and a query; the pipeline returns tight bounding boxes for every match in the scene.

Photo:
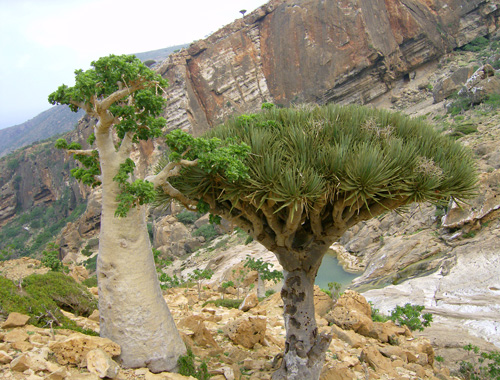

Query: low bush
[0,272,97,332]
[202,299,242,309]
[177,211,202,225]
[193,224,219,241]
[178,348,210,380]
[389,303,432,331]
[459,344,500,380]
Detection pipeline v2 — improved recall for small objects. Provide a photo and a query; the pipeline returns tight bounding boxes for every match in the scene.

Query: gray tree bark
[272,269,332,380]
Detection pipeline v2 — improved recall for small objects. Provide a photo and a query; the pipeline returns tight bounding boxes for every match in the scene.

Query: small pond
[315,254,359,290]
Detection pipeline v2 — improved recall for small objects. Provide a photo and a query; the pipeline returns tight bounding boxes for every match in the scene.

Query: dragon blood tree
[48,54,249,372]
[159,103,477,380]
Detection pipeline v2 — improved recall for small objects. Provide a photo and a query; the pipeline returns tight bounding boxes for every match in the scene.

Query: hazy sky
[0,0,266,130]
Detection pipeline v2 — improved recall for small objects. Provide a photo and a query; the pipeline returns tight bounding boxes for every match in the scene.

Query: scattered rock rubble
[0,286,460,380]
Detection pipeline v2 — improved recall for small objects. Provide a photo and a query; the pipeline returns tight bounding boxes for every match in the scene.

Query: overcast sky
[0,0,266,130]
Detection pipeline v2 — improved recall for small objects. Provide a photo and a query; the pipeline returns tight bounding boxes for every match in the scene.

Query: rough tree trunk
[97,138,186,373]
[272,268,332,380]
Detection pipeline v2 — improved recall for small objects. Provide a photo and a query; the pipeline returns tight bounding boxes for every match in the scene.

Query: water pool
[315,253,359,290]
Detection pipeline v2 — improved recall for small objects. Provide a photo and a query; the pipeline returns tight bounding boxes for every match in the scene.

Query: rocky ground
[0,260,461,380]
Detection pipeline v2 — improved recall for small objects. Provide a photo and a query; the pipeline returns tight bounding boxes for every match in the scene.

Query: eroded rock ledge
[157,0,499,135]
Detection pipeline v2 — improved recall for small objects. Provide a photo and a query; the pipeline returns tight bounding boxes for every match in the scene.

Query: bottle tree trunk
[272,249,332,380]
[257,273,266,298]
[96,137,186,373]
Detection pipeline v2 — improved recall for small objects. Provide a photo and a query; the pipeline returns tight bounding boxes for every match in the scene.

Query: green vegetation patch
[202,299,242,309]
[0,272,97,332]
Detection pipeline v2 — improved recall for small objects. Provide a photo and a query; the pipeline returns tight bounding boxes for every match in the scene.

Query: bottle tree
[48,54,249,372]
[159,103,477,380]
[244,255,283,298]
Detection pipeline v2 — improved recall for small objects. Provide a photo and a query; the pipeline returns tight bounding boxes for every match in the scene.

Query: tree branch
[260,201,283,239]
[118,131,134,159]
[282,204,304,249]
[159,182,198,209]
[70,100,91,113]
[67,149,95,156]
[149,159,199,188]
[100,78,147,110]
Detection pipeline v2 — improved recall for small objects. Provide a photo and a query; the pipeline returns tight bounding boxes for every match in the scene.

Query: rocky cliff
[157,0,498,135]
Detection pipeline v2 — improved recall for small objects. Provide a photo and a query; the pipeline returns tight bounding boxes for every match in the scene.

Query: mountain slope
[0,106,84,158]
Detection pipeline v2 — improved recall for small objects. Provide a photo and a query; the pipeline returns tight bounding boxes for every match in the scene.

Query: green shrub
[460,36,490,52]
[82,276,98,288]
[41,243,64,272]
[389,303,432,331]
[83,255,97,273]
[0,272,97,330]
[459,344,500,380]
[450,123,478,138]
[192,224,219,241]
[177,211,201,225]
[369,301,389,323]
[22,272,97,317]
[265,289,276,297]
[202,299,242,309]
[178,348,211,380]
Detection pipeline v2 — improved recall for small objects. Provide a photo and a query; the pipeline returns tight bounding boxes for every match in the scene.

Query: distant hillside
[134,44,189,64]
[0,106,84,158]
[0,44,188,158]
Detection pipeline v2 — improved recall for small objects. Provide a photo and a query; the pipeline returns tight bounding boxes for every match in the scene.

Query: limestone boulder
[239,292,259,312]
[145,371,197,380]
[2,312,30,328]
[367,321,411,343]
[87,348,120,379]
[178,315,219,348]
[88,309,100,322]
[224,316,266,349]
[154,216,191,247]
[320,363,357,380]
[457,64,500,104]
[443,170,500,228]
[9,353,32,372]
[433,66,474,103]
[314,286,334,317]
[70,265,89,283]
[48,333,120,367]
[0,350,13,364]
[326,290,373,334]
[359,345,395,375]
[4,328,29,343]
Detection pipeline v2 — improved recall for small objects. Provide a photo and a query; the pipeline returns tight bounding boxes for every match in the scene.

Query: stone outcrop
[157,0,499,135]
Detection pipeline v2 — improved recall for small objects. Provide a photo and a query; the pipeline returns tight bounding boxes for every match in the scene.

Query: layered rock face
[157,0,498,135]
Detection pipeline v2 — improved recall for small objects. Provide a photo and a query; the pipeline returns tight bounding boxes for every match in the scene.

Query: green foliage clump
[460,36,490,52]
[176,211,202,224]
[389,303,432,331]
[82,276,98,288]
[193,224,219,241]
[83,255,97,273]
[202,299,242,309]
[41,242,65,272]
[178,348,211,380]
[164,103,477,230]
[450,123,478,138]
[244,256,283,283]
[114,158,156,217]
[158,273,183,289]
[265,289,276,297]
[0,272,97,330]
[459,344,500,380]
[369,302,389,323]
